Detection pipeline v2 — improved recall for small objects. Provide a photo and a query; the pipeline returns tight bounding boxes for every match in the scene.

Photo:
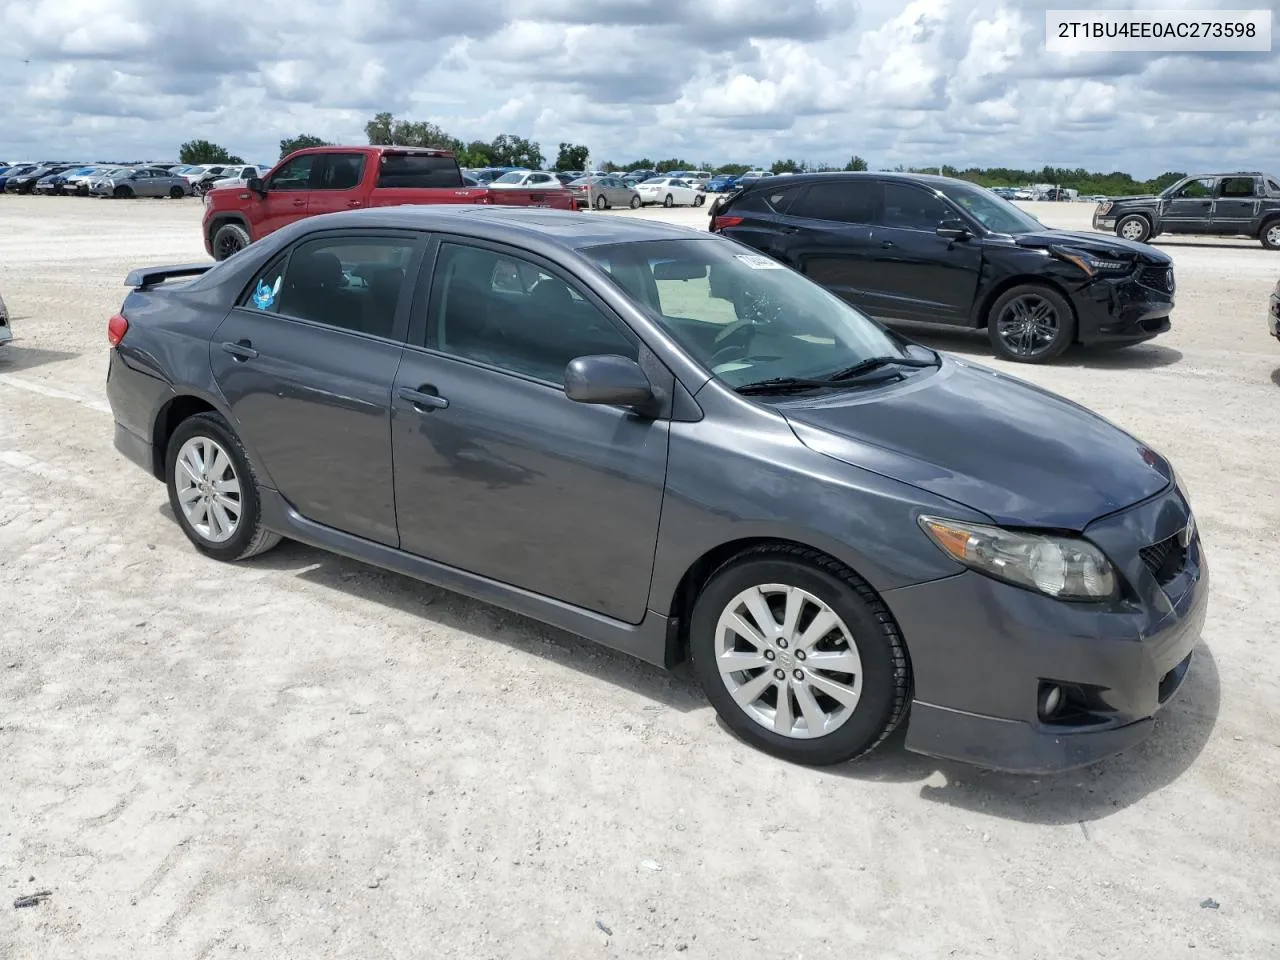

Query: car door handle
[398,386,449,411]
[221,339,258,361]
[291,198,306,206]
[880,240,896,249]
[347,200,362,207]
[778,225,800,234]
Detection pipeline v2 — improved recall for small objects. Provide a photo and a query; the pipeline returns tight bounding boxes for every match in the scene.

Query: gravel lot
[2,196,1278,959]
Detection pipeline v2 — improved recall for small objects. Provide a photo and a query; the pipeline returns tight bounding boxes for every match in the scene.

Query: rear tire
[165,412,281,562]
[629,195,641,209]
[1116,214,1151,243]
[212,222,251,261]
[986,283,1076,363]
[663,194,674,207]
[1261,219,1280,251]
[694,194,706,206]
[689,545,910,766]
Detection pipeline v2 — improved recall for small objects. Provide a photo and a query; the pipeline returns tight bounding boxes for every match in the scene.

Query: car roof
[297,205,707,248]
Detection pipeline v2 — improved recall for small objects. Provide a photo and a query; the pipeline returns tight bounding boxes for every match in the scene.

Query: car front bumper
[1093,213,1116,231]
[1070,268,1175,345]
[885,485,1208,773]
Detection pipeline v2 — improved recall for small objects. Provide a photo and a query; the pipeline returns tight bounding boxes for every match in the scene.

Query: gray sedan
[90,167,193,199]
[103,206,1206,773]
[567,175,641,210]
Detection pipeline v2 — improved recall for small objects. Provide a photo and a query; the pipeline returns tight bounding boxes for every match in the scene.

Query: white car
[635,177,705,207]
[488,170,564,189]
[209,165,270,189]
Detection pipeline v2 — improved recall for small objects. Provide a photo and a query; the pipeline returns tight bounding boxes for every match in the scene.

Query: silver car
[90,166,193,199]
[567,175,642,210]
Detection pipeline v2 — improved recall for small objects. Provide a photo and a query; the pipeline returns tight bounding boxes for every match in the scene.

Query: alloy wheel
[174,436,242,544]
[1120,219,1147,241]
[1267,224,1280,248]
[714,583,864,739]
[995,293,1059,358]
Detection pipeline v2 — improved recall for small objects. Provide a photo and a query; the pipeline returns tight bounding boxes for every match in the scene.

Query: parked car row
[0,161,270,199]
[455,165,712,210]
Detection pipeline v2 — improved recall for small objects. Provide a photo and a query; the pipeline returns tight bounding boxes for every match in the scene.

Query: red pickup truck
[201,145,575,260]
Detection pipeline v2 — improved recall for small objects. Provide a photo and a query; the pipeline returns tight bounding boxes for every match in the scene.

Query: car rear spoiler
[124,263,214,290]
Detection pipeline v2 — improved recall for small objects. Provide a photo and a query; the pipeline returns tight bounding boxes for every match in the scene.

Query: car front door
[390,238,669,623]
[1211,175,1261,235]
[1159,177,1215,233]
[304,152,368,219]
[209,230,425,546]
[769,180,883,314]
[860,180,982,324]
[259,153,322,237]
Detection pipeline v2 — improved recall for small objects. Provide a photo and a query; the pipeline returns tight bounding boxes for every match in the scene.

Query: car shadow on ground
[902,325,1183,370]
[0,345,81,373]
[167,515,1219,825]
[1270,368,1280,388]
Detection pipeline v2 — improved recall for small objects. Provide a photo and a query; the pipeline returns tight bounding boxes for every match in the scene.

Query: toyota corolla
[104,207,1208,773]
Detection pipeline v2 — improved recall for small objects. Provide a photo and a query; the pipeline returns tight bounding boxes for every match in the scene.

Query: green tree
[844,155,868,171]
[654,158,691,173]
[279,134,331,159]
[714,162,750,176]
[554,142,590,171]
[364,112,458,150]
[770,158,801,174]
[456,140,496,168]
[488,134,544,168]
[365,112,395,145]
[179,140,242,165]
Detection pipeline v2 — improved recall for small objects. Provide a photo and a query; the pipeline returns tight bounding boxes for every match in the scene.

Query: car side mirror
[247,176,266,195]
[564,355,655,411]
[937,218,970,240]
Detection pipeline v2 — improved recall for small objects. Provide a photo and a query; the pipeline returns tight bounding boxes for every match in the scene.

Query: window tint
[1174,178,1213,199]
[239,236,415,339]
[268,154,316,191]
[732,185,803,215]
[430,243,638,384]
[789,181,880,223]
[1218,176,1257,198]
[1268,179,1280,194]
[318,153,366,190]
[376,154,462,188]
[880,182,948,230]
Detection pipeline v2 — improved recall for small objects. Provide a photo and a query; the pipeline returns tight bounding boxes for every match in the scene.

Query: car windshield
[580,238,910,389]
[934,180,1044,234]
[640,178,666,185]
[493,172,525,184]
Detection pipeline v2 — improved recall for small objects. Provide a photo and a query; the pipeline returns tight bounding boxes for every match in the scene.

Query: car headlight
[918,516,1118,601]
[1052,246,1129,275]
[1097,200,1114,215]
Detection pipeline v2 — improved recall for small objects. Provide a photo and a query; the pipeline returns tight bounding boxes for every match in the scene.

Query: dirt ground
[1,196,1278,959]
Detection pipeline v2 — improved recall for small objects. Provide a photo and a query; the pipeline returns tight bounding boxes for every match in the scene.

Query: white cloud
[0,0,1276,173]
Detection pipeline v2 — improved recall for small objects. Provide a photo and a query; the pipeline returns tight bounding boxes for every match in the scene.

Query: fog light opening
[1038,683,1064,720]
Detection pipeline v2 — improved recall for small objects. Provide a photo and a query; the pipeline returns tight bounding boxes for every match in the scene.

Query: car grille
[1138,265,1175,294]
[1139,533,1187,585]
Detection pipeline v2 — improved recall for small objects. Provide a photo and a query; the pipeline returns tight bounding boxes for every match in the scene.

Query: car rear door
[1159,177,1215,233]
[859,180,982,324]
[1211,175,1261,235]
[209,230,426,546]
[389,237,669,623]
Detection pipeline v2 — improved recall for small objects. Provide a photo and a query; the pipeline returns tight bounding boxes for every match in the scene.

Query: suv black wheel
[1116,215,1152,243]
[689,545,910,766]
[165,412,281,562]
[986,284,1076,363]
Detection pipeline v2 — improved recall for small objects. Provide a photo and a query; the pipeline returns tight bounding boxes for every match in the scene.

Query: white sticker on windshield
[735,254,784,270]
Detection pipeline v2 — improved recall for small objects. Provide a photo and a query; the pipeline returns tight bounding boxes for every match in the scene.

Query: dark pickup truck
[201,145,575,260]
[1094,172,1280,250]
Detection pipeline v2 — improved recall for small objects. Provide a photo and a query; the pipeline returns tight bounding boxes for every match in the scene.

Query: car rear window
[376,154,462,189]
[788,181,880,223]
[731,184,803,215]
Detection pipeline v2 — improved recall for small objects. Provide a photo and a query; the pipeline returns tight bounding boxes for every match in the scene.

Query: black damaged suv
[709,172,1174,363]
[1094,172,1280,250]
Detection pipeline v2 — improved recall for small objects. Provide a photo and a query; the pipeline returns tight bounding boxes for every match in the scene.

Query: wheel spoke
[795,609,839,651]
[177,485,202,505]
[806,671,860,708]
[725,612,767,649]
[717,650,770,675]
[804,650,861,674]
[742,587,777,637]
[773,681,795,734]
[793,681,828,735]
[730,669,775,710]
[779,586,804,639]
[214,493,240,517]
[213,478,239,494]
[180,451,202,483]
[206,501,226,539]
[208,447,229,481]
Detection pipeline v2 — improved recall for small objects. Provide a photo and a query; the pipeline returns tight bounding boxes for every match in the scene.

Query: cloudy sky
[1,0,1277,175]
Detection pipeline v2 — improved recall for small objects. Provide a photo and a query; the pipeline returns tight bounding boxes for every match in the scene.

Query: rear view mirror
[564,355,655,411]
[652,260,708,281]
[708,263,733,300]
[937,218,970,240]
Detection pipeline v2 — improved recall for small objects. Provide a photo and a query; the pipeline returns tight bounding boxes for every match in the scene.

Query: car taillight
[107,313,128,347]
[711,215,744,231]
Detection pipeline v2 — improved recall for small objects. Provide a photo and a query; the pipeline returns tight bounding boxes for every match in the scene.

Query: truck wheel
[595,194,608,211]
[212,223,251,261]
[1261,219,1280,251]
[113,185,134,199]
[986,283,1076,363]
[1116,215,1151,243]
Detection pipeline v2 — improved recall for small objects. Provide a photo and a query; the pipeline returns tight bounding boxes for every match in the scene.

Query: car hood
[780,358,1172,529]
[1009,229,1172,264]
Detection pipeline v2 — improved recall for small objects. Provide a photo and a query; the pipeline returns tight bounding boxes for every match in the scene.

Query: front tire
[1261,219,1280,251]
[1116,214,1151,243]
[169,185,185,199]
[986,283,1076,363]
[689,546,910,766]
[629,195,641,209]
[694,194,706,206]
[212,222,251,261]
[166,412,281,562]
[113,185,134,199]
[663,194,674,207]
